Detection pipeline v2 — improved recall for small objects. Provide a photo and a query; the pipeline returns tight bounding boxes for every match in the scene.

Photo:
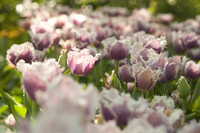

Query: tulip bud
[177,76,190,98]
[6,42,34,66]
[67,48,99,76]
[118,65,134,82]
[184,61,200,79]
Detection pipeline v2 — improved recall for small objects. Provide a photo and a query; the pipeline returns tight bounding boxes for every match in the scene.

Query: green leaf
[193,96,200,112]
[0,105,8,115]
[0,88,22,121]
[14,105,27,118]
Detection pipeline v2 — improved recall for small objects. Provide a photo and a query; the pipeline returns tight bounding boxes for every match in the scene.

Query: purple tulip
[165,56,182,81]
[188,48,200,61]
[131,43,167,91]
[69,13,87,26]
[182,32,199,48]
[157,13,174,24]
[184,61,200,79]
[118,65,134,82]
[102,37,130,60]
[171,31,186,54]
[30,32,53,51]
[67,48,99,76]
[30,21,54,34]
[6,42,34,66]
[17,59,62,101]
[100,89,148,127]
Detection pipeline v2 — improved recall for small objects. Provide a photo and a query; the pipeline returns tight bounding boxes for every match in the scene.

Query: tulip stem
[191,77,200,102]
[181,98,187,113]
[13,68,21,79]
[132,86,137,98]
[115,60,119,76]
[76,76,79,83]
[146,91,150,99]
[31,102,37,120]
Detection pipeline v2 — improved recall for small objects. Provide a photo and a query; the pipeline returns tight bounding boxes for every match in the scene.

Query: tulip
[184,61,200,79]
[67,48,99,76]
[102,37,130,60]
[17,59,62,101]
[30,32,53,51]
[157,13,174,24]
[6,42,34,66]
[118,64,134,82]
[182,32,199,48]
[100,89,148,127]
[171,31,186,54]
[188,48,200,61]
[165,56,182,81]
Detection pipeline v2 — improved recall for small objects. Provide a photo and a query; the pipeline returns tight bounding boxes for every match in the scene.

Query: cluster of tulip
[3,0,200,133]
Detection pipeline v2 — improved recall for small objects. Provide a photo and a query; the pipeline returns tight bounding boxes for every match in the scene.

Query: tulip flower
[17,59,62,101]
[184,61,200,79]
[102,37,130,60]
[67,48,99,76]
[6,42,34,66]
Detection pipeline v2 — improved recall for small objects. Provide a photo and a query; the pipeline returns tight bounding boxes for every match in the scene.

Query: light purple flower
[16,59,62,101]
[30,32,53,51]
[131,43,167,91]
[67,48,99,76]
[69,12,87,26]
[6,42,34,66]
[164,56,182,81]
[118,64,134,82]
[171,31,186,54]
[157,13,174,24]
[100,89,148,127]
[102,37,130,60]
[184,60,200,79]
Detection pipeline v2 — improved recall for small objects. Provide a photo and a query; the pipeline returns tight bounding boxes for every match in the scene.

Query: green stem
[125,83,128,93]
[191,77,200,102]
[31,102,37,120]
[13,68,21,79]
[115,60,119,76]
[146,91,150,99]
[132,85,137,97]
[181,98,187,113]
[76,76,79,83]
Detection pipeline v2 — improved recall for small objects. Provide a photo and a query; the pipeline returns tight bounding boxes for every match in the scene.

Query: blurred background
[0,0,200,112]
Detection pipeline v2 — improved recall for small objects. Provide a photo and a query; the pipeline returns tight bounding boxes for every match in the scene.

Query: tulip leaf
[193,96,200,112]
[14,105,27,118]
[0,88,22,121]
[0,105,8,115]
